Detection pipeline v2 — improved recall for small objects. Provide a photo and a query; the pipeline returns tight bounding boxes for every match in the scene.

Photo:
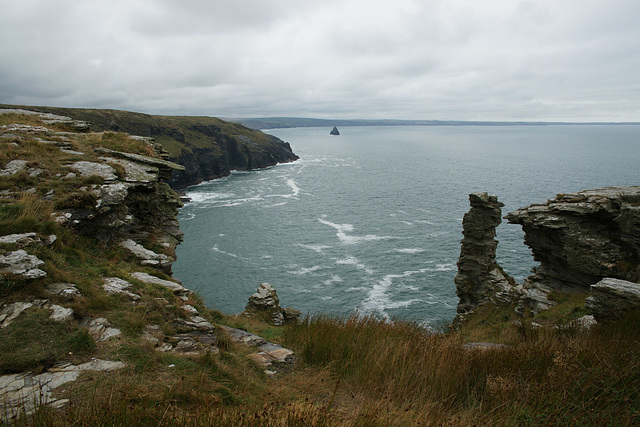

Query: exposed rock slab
[218,325,294,368]
[0,160,27,176]
[0,300,73,328]
[79,317,121,342]
[70,161,117,181]
[0,359,124,421]
[130,272,189,296]
[102,277,140,301]
[0,250,46,279]
[585,278,640,322]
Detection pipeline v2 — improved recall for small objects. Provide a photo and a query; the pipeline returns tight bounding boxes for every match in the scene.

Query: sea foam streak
[318,216,396,245]
[361,268,432,318]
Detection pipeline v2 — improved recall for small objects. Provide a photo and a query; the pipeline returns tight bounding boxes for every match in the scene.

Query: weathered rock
[247,283,280,310]
[79,317,121,342]
[330,126,340,136]
[454,193,515,317]
[120,239,172,270]
[0,359,124,422]
[95,147,185,181]
[46,283,81,298]
[506,187,640,292]
[130,272,190,297]
[102,277,140,301]
[585,278,640,322]
[70,161,117,181]
[0,300,73,328]
[0,250,47,279]
[0,160,27,176]
[0,233,37,245]
[218,325,294,368]
[0,108,90,131]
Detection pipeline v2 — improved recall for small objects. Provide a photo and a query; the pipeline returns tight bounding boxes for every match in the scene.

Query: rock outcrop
[506,187,640,292]
[455,187,640,319]
[454,193,514,318]
[585,278,640,322]
[245,283,300,326]
[330,126,340,136]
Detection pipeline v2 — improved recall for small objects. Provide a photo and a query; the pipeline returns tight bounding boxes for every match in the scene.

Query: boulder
[70,161,117,181]
[0,160,27,176]
[247,283,280,310]
[585,278,640,321]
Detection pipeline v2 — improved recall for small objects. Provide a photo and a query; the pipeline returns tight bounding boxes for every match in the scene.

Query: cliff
[0,104,299,189]
[455,187,640,320]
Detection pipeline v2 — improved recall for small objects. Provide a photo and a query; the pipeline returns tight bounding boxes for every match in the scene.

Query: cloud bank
[1,0,639,121]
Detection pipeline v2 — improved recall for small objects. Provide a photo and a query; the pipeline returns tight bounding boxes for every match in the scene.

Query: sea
[173,125,640,325]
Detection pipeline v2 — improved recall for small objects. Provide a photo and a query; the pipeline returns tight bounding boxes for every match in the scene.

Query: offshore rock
[454,193,515,318]
[330,126,340,136]
[506,187,640,313]
[585,278,640,322]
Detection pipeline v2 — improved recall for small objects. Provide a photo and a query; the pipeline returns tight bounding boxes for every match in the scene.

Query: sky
[1,0,639,122]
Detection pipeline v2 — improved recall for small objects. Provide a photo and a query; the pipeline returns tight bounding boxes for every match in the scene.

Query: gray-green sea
[174,125,640,325]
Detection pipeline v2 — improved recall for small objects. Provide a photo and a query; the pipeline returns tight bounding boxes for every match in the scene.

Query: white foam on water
[185,191,236,203]
[318,215,396,245]
[393,248,425,254]
[264,201,288,208]
[323,275,343,286]
[266,178,301,199]
[415,220,434,225]
[361,268,432,318]
[320,296,333,300]
[181,212,196,221]
[346,286,368,292]
[401,221,414,226]
[434,263,455,271]
[296,243,332,254]
[287,265,325,275]
[212,244,242,259]
[335,256,374,275]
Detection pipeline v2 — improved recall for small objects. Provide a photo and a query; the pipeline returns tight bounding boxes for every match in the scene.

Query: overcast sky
[1,0,639,121]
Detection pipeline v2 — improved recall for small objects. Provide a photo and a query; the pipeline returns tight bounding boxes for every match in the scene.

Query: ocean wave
[287,265,326,275]
[434,263,455,271]
[318,215,396,245]
[392,248,426,254]
[335,256,374,275]
[295,243,332,254]
[360,268,433,318]
[323,275,343,286]
[212,244,244,259]
[266,178,301,199]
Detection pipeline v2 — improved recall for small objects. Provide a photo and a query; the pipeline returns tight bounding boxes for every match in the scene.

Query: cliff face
[0,105,299,189]
[455,187,640,318]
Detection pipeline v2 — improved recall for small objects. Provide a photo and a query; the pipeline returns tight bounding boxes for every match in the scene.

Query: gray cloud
[1,0,638,121]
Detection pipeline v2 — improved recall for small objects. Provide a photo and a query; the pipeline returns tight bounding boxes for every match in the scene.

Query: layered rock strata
[454,193,514,318]
[455,186,640,319]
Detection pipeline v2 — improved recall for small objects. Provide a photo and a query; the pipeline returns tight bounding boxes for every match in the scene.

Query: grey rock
[218,325,294,367]
[120,239,171,269]
[46,283,81,298]
[585,278,640,321]
[102,277,140,301]
[454,193,515,317]
[506,187,640,292]
[0,250,47,279]
[0,160,27,176]
[70,161,117,181]
[247,283,280,310]
[0,300,73,328]
[79,317,121,342]
[0,233,37,245]
[130,272,190,296]
[0,359,124,421]
[95,182,129,207]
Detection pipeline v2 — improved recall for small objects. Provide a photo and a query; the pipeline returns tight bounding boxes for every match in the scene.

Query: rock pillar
[454,193,514,318]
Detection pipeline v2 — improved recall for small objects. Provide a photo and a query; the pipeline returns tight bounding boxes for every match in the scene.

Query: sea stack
[330,126,340,136]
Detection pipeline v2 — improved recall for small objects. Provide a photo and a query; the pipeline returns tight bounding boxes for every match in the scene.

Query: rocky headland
[455,187,640,324]
[0,105,299,189]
